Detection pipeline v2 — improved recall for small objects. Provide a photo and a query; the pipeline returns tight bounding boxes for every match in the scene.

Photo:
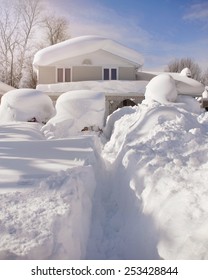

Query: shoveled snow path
[86,132,160,260]
[86,154,160,260]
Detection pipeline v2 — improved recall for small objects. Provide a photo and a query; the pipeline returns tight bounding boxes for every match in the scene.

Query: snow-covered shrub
[0,89,55,124]
[42,90,105,139]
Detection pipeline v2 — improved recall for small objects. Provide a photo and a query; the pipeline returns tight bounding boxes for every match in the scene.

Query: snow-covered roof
[33,36,144,70]
[140,69,204,96]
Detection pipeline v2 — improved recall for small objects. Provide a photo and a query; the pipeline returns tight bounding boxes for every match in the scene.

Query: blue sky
[47,0,208,71]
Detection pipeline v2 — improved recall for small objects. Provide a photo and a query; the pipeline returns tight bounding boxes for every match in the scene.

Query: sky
[47,0,208,71]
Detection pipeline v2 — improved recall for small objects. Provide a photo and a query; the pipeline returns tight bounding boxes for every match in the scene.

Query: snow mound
[180,67,192,77]
[142,70,204,96]
[0,89,55,124]
[0,166,96,259]
[103,95,208,259]
[145,74,178,104]
[42,90,105,139]
[104,106,137,140]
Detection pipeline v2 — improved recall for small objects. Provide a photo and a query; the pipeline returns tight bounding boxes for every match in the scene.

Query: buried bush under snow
[42,90,105,138]
[0,89,55,124]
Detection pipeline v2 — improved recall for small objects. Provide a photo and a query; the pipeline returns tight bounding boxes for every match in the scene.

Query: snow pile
[0,166,96,259]
[42,90,105,139]
[0,89,55,124]
[180,67,192,77]
[0,118,103,259]
[1,69,208,260]
[145,74,178,103]
[102,75,208,259]
[142,70,204,96]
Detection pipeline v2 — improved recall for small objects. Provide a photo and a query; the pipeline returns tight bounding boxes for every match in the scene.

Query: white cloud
[183,2,208,21]
[64,1,151,49]
[44,0,152,51]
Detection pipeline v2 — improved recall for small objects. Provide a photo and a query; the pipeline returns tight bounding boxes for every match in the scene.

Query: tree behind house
[0,0,42,88]
[43,14,70,46]
[165,57,202,81]
[0,0,70,89]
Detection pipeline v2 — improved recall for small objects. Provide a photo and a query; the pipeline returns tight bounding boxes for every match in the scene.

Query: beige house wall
[119,67,136,80]
[72,66,102,81]
[37,60,138,84]
[38,66,56,84]
[54,49,135,68]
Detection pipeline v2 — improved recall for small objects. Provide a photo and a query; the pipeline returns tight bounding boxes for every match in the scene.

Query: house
[33,35,144,85]
[33,36,205,115]
[33,35,147,115]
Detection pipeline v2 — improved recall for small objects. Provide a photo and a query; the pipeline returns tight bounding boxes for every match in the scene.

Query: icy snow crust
[1,74,208,259]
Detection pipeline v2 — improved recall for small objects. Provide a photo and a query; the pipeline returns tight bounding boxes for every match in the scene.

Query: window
[65,68,71,82]
[111,68,117,80]
[103,68,117,80]
[57,68,63,82]
[57,68,71,82]
[104,68,110,80]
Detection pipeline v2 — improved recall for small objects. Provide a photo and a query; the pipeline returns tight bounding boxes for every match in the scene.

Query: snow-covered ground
[0,74,208,260]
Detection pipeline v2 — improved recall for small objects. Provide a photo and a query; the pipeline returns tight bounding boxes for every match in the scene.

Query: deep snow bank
[0,119,104,259]
[102,74,208,259]
[0,122,45,141]
[0,166,96,260]
[0,89,55,124]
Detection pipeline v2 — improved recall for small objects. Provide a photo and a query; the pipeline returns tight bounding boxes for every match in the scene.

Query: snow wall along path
[0,131,105,260]
[101,98,208,260]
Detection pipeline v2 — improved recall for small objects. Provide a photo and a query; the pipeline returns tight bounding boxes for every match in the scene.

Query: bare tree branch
[43,14,70,46]
[165,57,202,81]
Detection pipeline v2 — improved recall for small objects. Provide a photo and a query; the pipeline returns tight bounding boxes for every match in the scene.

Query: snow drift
[0,89,55,124]
[145,74,178,103]
[102,75,208,259]
[0,71,208,260]
[0,166,96,259]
